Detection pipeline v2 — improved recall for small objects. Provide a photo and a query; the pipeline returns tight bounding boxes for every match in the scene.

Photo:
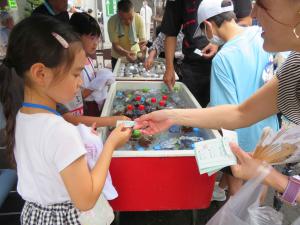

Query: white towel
[88,69,116,106]
[77,124,118,200]
[116,15,138,46]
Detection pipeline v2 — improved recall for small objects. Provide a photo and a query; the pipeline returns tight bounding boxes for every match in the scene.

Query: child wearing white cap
[194,0,279,199]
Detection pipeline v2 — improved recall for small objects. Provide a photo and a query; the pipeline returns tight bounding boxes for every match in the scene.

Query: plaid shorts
[21,201,80,225]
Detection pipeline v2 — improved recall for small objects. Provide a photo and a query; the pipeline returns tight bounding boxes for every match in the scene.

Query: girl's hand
[134,110,174,135]
[106,124,132,149]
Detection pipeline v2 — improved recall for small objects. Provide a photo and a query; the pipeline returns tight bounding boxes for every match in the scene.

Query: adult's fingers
[133,120,149,130]
[229,142,251,164]
[164,75,174,91]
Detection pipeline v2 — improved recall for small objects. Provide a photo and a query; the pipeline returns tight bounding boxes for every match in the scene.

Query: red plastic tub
[108,154,215,211]
[101,82,219,211]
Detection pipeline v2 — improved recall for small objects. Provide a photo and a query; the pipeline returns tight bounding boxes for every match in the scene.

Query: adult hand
[230,143,265,181]
[144,55,154,70]
[134,110,174,135]
[163,68,176,91]
[201,43,218,59]
[126,52,137,62]
[139,41,147,52]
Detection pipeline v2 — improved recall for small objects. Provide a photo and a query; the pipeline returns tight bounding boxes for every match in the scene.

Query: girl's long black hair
[0,15,82,166]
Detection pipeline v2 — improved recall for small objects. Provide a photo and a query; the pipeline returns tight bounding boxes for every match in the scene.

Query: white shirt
[140,5,152,24]
[65,90,84,116]
[15,112,86,205]
[88,69,115,106]
[82,58,96,102]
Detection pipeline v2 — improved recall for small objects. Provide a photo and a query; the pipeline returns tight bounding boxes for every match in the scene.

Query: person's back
[210,26,279,151]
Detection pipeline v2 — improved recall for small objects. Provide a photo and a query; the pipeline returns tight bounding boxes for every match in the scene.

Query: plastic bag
[292,217,300,225]
[78,194,114,225]
[253,126,300,165]
[206,168,283,225]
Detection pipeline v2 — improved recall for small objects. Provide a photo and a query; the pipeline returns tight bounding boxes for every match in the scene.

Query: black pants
[111,57,118,71]
[181,60,211,107]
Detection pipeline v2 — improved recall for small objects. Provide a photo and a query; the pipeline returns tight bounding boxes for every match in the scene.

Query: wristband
[279,176,300,206]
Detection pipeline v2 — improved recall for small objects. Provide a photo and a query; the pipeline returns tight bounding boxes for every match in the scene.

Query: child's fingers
[123,128,132,136]
[116,123,125,130]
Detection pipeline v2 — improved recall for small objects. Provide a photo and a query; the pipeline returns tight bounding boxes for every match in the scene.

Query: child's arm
[60,125,131,211]
[63,112,130,127]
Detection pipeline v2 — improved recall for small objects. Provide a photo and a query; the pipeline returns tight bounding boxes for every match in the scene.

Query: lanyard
[43,1,56,16]
[22,102,61,116]
[83,58,96,82]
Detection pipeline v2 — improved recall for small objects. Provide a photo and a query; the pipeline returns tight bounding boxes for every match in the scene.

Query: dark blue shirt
[32,2,69,23]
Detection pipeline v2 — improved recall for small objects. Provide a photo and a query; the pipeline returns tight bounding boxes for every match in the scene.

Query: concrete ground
[1,190,299,225]
[110,190,300,225]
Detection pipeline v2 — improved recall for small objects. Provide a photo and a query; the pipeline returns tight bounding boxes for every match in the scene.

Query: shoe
[211,182,226,202]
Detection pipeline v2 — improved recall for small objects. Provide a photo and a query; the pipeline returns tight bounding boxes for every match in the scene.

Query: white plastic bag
[292,216,300,225]
[206,168,283,225]
[76,124,118,200]
[78,194,115,225]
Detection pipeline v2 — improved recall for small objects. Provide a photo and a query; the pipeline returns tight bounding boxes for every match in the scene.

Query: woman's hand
[230,143,264,180]
[134,110,174,135]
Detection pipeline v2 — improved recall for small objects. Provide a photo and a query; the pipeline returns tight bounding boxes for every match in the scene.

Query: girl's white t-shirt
[14,112,86,205]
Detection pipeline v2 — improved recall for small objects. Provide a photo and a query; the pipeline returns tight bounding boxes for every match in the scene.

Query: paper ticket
[116,120,135,128]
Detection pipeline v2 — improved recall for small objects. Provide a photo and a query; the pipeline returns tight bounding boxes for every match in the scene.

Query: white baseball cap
[193,0,234,38]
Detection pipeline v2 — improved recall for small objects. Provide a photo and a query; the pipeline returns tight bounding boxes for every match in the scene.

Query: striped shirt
[277,51,300,125]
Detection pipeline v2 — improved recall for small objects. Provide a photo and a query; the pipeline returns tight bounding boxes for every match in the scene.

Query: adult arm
[135,77,279,134]
[164,36,177,90]
[161,0,183,90]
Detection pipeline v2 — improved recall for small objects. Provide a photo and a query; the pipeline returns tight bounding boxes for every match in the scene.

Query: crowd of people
[0,0,300,224]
